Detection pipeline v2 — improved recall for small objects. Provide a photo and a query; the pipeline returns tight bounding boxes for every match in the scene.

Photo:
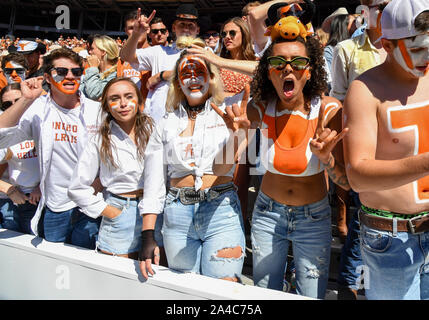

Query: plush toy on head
[264,0,315,41]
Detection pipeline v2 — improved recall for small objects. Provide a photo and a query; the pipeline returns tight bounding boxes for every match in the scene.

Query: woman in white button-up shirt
[138,37,246,281]
[68,77,154,259]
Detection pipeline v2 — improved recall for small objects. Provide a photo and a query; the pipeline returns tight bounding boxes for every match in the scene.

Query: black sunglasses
[203,32,219,39]
[3,68,26,75]
[51,67,83,77]
[1,98,20,110]
[151,28,167,35]
[221,30,237,39]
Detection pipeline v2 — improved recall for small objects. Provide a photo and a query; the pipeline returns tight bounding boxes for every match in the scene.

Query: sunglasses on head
[51,67,83,77]
[3,68,26,75]
[267,56,310,71]
[203,32,219,39]
[1,98,20,110]
[221,30,237,39]
[151,28,167,35]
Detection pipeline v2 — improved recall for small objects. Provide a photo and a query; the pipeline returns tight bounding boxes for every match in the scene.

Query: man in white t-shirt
[0,48,102,249]
[120,4,201,123]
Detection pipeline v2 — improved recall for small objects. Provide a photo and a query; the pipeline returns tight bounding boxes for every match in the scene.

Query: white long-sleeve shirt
[68,121,145,218]
[0,92,102,235]
[138,98,235,215]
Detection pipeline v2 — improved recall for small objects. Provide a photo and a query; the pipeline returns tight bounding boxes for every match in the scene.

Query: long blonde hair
[93,35,119,79]
[165,36,224,112]
[99,77,154,168]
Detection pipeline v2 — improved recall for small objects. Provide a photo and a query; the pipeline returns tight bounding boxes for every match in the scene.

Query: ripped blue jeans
[162,183,245,280]
[251,191,332,299]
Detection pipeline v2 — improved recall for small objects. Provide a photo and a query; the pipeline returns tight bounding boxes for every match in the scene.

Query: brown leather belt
[359,210,429,234]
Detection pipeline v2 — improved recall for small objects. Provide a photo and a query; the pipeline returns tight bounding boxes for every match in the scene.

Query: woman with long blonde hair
[81,35,120,101]
[138,36,246,282]
[68,77,154,259]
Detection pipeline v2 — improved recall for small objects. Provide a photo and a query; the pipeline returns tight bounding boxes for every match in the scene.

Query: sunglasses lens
[71,68,83,77]
[291,58,309,70]
[268,57,286,69]
[55,68,68,77]
[221,32,227,38]
[230,30,236,37]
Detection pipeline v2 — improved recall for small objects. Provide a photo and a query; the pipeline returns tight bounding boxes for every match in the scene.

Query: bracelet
[159,71,165,82]
[322,154,335,169]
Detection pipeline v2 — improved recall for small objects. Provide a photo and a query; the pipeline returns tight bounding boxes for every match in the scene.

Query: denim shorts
[251,191,332,299]
[96,194,143,255]
[359,209,429,300]
[162,183,245,280]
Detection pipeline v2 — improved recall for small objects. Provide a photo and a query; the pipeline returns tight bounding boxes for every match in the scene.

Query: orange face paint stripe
[398,39,414,70]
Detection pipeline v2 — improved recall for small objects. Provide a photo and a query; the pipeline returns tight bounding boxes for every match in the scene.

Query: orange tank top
[255,97,340,177]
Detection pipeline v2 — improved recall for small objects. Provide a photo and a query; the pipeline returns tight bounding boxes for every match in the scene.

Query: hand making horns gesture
[309,101,349,164]
[211,84,251,132]
[133,8,156,36]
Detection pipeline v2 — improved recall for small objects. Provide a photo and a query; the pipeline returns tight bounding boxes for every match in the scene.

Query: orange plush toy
[264,0,315,41]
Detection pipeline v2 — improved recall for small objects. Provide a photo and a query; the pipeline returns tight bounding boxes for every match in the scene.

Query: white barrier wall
[0,229,312,300]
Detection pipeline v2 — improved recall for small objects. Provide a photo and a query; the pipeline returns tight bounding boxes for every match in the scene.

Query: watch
[159,71,165,81]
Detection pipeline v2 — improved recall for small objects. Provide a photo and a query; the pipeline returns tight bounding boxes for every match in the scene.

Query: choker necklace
[185,101,206,120]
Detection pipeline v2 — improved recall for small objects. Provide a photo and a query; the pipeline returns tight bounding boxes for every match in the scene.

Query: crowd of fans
[0,0,429,301]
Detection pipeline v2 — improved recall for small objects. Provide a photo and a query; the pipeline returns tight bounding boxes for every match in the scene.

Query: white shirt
[132,44,181,123]
[7,140,40,194]
[0,92,102,235]
[0,148,10,200]
[45,102,83,211]
[139,98,235,215]
[68,121,145,219]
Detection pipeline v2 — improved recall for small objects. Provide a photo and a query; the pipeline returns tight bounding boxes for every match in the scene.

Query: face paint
[393,34,429,78]
[4,61,26,84]
[50,69,80,95]
[178,56,210,100]
[109,99,137,112]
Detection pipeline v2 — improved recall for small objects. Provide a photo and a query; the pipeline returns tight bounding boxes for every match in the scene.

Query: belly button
[392,138,399,144]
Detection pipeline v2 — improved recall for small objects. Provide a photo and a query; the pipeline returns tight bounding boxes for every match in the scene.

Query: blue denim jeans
[0,198,19,232]
[162,183,245,280]
[43,206,101,249]
[16,201,37,235]
[96,194,143,255]
[251,191,332,299]
[360,211,429,300]
[337,190,363,290]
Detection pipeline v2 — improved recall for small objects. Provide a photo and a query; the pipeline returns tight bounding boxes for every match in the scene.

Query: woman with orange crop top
[212,28,350,298]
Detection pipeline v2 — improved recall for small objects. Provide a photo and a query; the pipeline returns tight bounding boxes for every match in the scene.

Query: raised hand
[310,101,349,164]
[211,84,251,132]
[20,76,44,101]
[186,44,221,66]
[133,8,156,36]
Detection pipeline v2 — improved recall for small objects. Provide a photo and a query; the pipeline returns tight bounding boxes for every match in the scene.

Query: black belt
[168,183,236,205]
[110,193,141,202]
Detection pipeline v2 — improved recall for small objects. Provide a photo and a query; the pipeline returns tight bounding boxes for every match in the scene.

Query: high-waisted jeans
[162,183,246,280]
[251,191,332,299]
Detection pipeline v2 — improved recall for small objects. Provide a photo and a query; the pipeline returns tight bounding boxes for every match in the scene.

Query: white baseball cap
[378,0,429,41]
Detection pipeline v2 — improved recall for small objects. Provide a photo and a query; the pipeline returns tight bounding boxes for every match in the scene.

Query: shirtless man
[343,0,429,300]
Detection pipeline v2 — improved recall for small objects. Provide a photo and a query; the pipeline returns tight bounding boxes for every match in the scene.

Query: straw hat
[321,7,349,33]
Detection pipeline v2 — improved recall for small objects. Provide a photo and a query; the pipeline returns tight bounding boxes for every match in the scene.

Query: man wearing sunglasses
[149,17,170,46]
[0,48,102,250]
[1,53,28,85]
[120,4,201,123]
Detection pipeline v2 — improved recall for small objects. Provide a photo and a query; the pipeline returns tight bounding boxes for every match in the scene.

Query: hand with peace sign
[310,101,349,165]
[211,84,251,133]
[133,8,156,37]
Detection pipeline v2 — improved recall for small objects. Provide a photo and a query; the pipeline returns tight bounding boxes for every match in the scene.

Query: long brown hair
[220,17,256,61]
[99,77,154,168]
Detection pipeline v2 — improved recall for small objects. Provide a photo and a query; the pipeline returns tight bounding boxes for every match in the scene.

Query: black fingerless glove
[138,229,157,262]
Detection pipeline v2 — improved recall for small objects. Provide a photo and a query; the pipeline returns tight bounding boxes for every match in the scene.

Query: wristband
[138,229,158,262]
[159,71,165,82]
